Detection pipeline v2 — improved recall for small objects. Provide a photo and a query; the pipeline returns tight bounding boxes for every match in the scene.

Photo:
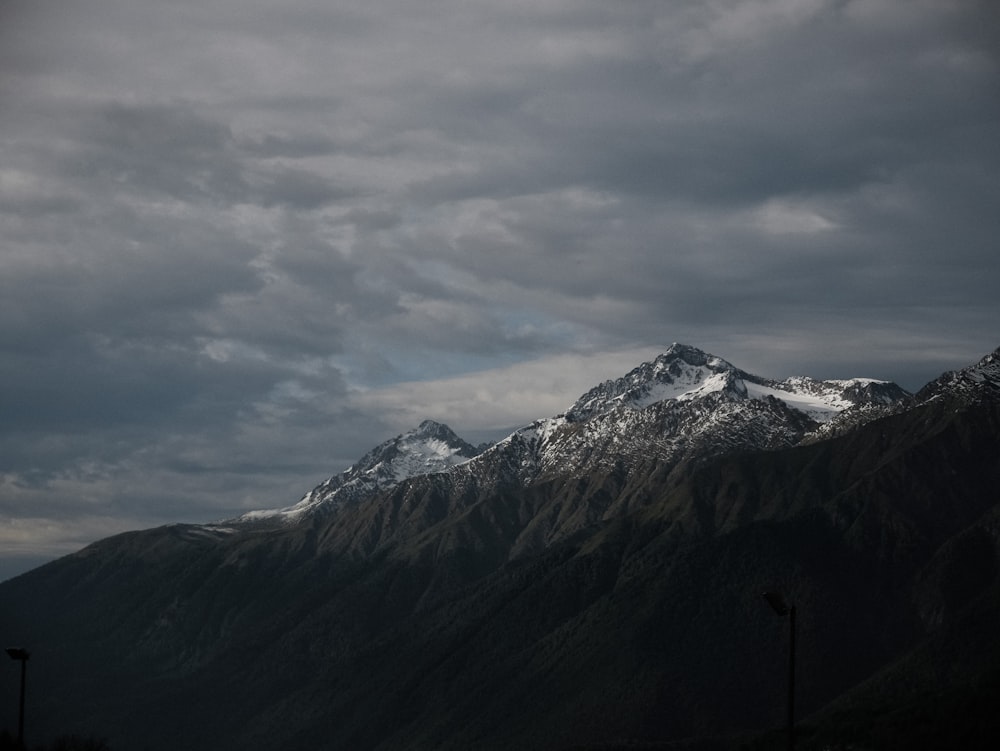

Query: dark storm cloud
[1,0,998,575]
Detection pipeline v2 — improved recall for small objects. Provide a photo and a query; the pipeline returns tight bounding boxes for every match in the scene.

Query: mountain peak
[562,344,912,434]
[974,346,1000,383]
[412,419,462,441]
[660,341,717,363]
[566,344,739,421]
[237,420,480,523]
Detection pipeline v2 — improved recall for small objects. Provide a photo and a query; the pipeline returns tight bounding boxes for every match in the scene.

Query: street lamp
[5,647,29,749]
[762,592,795,751]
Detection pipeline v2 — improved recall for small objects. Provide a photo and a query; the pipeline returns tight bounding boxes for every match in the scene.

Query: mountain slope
[1,344,997,751]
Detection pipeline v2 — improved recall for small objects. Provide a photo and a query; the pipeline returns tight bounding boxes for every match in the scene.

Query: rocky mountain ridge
[915,346,1000,402]
[237,343,910,540]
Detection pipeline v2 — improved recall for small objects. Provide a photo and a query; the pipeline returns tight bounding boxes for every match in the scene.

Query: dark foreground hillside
[2,374,999,749]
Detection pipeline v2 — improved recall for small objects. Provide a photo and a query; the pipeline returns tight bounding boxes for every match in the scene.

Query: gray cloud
[1,0,998,577]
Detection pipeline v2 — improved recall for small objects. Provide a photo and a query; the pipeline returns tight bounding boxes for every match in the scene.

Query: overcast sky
[1,0,998,578]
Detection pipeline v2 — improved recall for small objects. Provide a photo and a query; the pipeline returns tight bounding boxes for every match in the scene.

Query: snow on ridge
[630,368,732,407]
[390,436,475,481]
[237,507,303,522]
[620,370,867,424]
[494,416,567,448]
[744,381,847,422]
[571,348,736,419]
[235,421,479,523]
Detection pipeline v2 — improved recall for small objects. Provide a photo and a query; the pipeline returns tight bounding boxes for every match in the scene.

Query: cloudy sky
[1,0,998,578]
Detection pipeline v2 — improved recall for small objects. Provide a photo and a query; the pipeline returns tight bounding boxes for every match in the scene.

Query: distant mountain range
[2,343,999,750]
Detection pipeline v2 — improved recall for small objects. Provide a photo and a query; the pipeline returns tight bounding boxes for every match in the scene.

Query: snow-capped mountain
[242,343,910,530]
[460,342,909,484]
[239,419,482,522]
[565,344,743,420]
[567,343,905,424]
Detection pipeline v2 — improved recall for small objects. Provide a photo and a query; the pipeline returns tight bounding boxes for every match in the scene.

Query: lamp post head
[762,591,791,616]
[5,648,29,662]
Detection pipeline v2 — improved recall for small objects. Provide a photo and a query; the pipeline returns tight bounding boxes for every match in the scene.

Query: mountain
[1,344,998,751]
[237,419,483,524]
[232,343,910,561]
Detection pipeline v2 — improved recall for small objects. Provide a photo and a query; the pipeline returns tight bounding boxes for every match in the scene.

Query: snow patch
[630,368,731,407]
[745,380,849,422]
[391,437,473,481]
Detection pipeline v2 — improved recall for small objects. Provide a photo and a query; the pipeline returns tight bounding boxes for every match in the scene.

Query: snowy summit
[238,420,481,522]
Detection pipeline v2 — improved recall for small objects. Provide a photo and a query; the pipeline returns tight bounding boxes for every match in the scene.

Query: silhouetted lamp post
[5,648,29,749]
[762,592,795,751]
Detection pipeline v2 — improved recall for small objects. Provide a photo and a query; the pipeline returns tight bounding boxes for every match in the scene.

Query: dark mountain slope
[802,502,1000,750]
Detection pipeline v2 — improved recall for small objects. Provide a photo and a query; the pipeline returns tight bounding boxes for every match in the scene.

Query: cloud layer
[2,0,998,574]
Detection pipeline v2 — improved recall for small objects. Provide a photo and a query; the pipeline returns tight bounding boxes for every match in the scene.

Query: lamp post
[762,592,795,751]
[5,648,29,750]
